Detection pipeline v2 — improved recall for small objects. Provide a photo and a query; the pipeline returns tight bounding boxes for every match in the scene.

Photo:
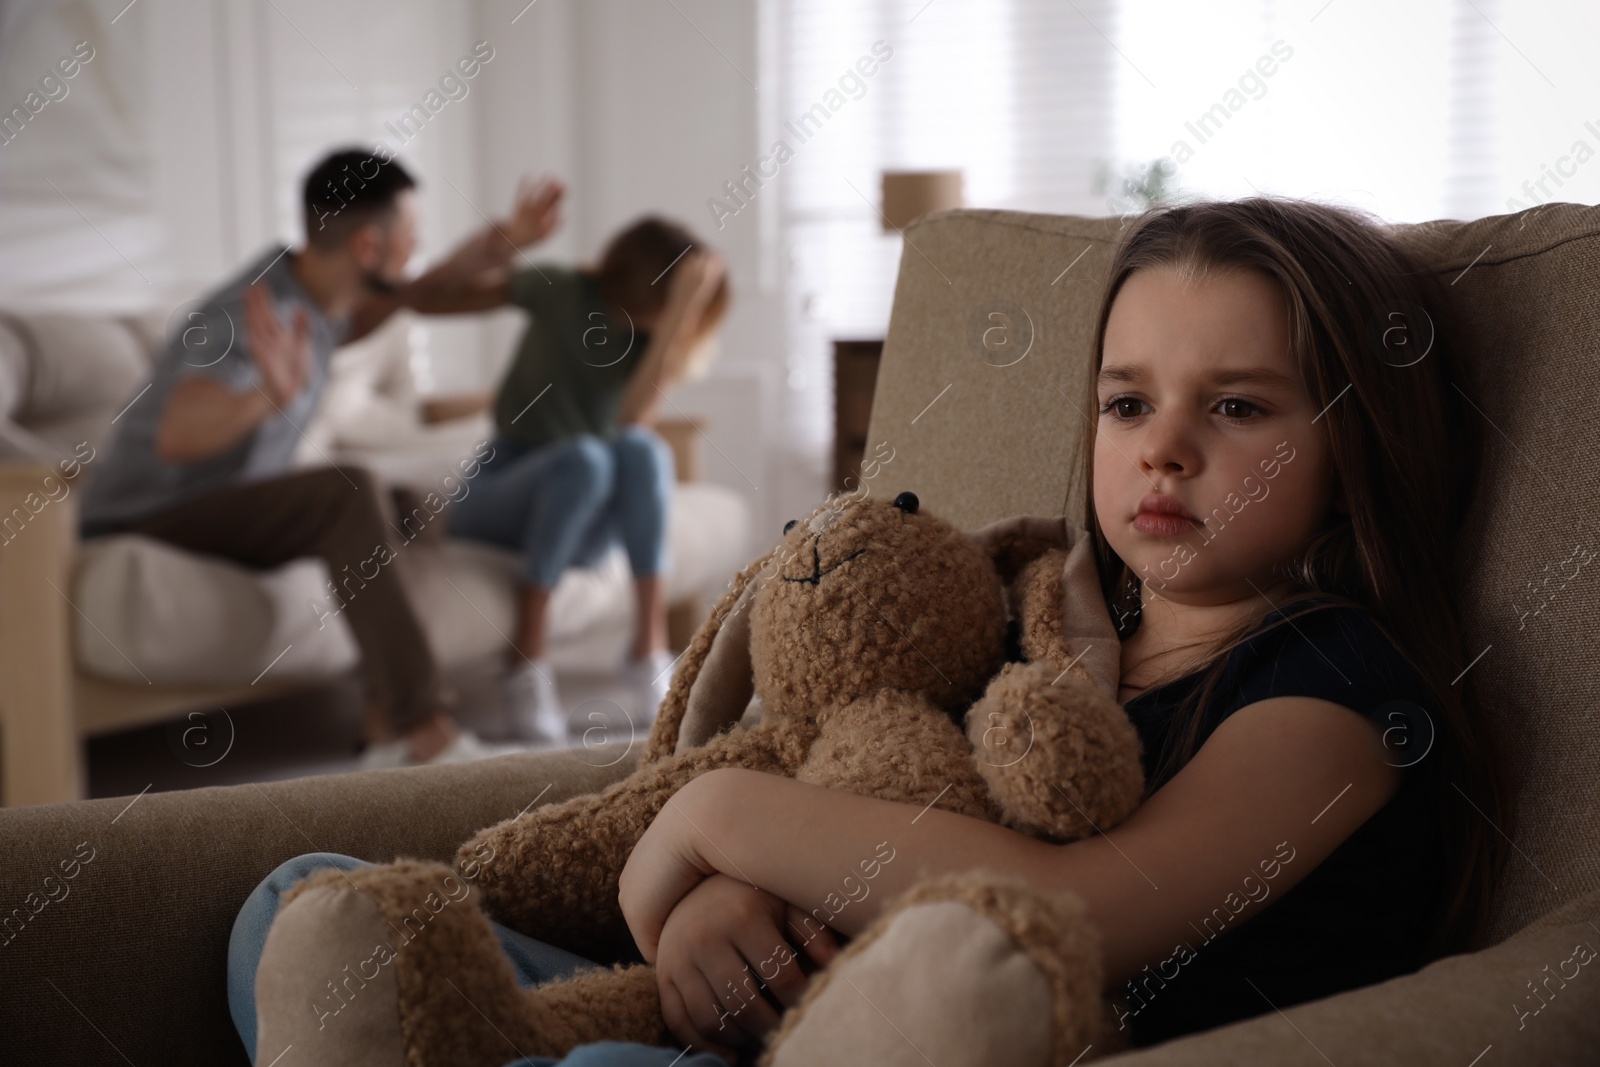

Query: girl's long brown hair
[1082,195,1508,958]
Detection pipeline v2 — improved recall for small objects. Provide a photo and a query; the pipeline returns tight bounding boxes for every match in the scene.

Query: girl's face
[1093,265,1339,606]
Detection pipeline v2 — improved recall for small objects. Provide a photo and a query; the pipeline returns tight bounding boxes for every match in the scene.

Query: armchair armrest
[0,461,80,806]
[0,744,641,1065]
[1099,889,1600,1066]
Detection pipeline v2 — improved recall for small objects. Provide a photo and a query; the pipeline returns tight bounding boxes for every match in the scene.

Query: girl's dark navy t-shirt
[1107,597,1449,1047]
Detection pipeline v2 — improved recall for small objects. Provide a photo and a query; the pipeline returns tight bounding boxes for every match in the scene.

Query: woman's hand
[615,249,725,424]
[655,874,841,1062]
[665,248,726,316]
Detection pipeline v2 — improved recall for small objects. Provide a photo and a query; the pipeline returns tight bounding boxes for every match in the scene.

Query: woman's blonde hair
[1081,195,1508,959]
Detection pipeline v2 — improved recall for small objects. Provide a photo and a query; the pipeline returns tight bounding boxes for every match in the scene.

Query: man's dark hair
[301,148,417,249]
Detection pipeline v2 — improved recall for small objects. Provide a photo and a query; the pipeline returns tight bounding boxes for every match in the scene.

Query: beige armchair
[1,203,1596,1062]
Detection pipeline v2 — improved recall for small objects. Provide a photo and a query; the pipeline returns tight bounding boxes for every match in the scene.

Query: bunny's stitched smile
[783,541,866,586]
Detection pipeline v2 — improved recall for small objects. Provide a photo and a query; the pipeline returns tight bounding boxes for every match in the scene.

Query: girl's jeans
[227,852,727,1067]
[447,427,674,589]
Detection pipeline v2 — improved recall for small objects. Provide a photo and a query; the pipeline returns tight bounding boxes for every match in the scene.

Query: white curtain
[0,0,157,312]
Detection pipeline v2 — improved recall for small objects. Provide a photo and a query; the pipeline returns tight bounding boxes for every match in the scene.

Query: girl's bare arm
[619,695,1401,987]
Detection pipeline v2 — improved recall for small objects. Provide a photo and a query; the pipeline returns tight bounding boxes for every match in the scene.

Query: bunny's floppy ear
[967,514,1074,585]
[967,514,1121,703]
[640,542,784,764]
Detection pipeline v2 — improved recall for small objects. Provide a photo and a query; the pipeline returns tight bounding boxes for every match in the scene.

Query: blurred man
[78,147,558,767]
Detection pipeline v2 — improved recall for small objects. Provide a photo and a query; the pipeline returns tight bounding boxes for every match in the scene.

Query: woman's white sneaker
[505,658,569,744]
[620,649,677,726]
[425,729,528,764]
[354,728,527,769]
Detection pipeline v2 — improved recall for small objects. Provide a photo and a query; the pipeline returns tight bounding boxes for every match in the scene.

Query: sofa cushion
[9,314,148,434]
[73,535,361,686]
[0,311,153,464]
[0,314,57,463]
[72,480,752,685]
[406,479,751,671]
[0,314,28,424]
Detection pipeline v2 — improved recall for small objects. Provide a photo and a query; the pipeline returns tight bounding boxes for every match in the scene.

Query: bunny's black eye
[893,491,919,515]
[783,518,799,534]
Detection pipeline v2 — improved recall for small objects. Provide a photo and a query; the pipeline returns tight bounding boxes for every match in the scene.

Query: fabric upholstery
[1098,887,1600,1065]
[1384,210,1600,944]
[864,210,1129,531]
[0,746,641,1065]
[0,311,149,463]
[10,313,149,427]
[0,313,54,462]
[0,314,28,423]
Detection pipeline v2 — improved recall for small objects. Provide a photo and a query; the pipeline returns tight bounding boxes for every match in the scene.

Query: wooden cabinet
[832,339,884,493]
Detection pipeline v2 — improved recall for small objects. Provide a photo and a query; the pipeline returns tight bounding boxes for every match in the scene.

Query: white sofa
[0,307,752,806]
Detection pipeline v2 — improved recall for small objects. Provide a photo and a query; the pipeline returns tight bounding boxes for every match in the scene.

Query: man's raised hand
[503,175,565,248]
[244,282,311,408]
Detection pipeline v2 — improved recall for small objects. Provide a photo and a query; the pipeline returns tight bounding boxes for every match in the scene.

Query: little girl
[229,195,1507,1065]
[612,195,1508,1059]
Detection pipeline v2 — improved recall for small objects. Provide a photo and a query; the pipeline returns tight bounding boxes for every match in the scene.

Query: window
[774,0,1595,465]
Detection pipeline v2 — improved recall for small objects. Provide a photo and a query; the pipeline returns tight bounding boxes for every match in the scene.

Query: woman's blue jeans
[227,852,726,1067]
[447,427,674,590]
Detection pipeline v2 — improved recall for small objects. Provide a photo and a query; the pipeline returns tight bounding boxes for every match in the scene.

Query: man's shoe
[505,659,568,744]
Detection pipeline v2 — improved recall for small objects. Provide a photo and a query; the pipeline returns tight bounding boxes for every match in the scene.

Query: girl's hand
[655,874,841,1061]
[967,514,1122,702]
[618,788,720,965]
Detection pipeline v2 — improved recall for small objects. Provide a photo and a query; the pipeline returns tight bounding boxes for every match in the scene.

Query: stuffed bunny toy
[253,490,1145,1066]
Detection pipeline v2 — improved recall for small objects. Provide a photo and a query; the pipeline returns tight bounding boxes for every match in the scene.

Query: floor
[85,657,650,801]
